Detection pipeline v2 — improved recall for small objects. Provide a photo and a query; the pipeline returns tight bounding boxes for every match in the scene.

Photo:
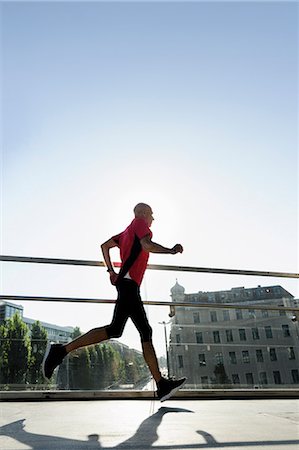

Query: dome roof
[171,279,185,295]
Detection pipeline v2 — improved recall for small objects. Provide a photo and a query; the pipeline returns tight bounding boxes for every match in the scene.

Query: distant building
[0,301,23,322]
[169,282,299,388]
[0,301,74,344]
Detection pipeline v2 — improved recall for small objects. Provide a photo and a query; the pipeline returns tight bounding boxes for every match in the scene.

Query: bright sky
[1,0,298,356]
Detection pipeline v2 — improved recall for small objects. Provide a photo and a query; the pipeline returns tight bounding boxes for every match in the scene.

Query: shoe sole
[159,378,187,402]
[41,342,52,380]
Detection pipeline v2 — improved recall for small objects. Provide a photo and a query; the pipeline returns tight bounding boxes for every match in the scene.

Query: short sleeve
[133,218,151,240]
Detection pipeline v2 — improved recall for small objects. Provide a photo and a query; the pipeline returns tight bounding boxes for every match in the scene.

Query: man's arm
[101,238,118,284]
[140,235,183,254]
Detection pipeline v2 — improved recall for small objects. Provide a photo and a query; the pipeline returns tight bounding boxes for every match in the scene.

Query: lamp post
[159,320,171,377]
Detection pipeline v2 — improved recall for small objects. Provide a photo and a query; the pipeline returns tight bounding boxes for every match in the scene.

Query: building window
[226,329,233,342]
[239,328,246,341]
[273,371,282,384]
[178,355,184,368]
[215,352,223,365]
[199,353,206,366]
[269,348,277,361]
[236,309,243,320]
[246,373,254,385]
[265,326,273,339]
[252,327,259,340]
[229,351,237,364]
[210,311,217,322]
[259,372,268,385]
[256,349,264,363]
[262,310,269,318]
[282,324,290,337]
[291,369,299,383]
[193,312,200,324]
[232,374,240,384]
[279,309,286,316]
[223,310,230,321]
[242,350,250,363]
[213,331,220,343]
[196,332,203,344]
[248,309,255,318]
[288,347,295,360]
[176,334,181,344]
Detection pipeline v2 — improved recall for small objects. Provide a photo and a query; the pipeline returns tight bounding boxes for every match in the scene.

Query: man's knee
[106,324,124,339]
[140,325,152,343]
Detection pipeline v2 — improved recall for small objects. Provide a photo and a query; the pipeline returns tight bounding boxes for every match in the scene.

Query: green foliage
[28,321,48,385]
[0,314,49,388]
[68,348,91,389]
[0,314,150,391]
[71,327,82,339]
[1,313,31,384]
[56,340,149,390]
[0,323,9,384]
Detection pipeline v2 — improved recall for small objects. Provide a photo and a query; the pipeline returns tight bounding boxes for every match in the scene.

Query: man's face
[144,207,154,227]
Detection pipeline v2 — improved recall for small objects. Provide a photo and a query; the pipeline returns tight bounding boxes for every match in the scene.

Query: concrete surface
[0,399,298,449]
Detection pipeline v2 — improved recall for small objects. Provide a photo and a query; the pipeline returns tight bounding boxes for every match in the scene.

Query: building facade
[169,282,299,388]
[0,301,74,344]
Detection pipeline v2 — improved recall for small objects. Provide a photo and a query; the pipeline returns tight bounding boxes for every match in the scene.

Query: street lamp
[159,320,171,377]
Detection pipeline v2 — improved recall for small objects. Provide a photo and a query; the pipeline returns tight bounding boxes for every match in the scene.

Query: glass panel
[1,263,299,392]
[168,303,299,389]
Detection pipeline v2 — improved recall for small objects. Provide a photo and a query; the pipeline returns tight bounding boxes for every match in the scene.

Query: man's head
[134,203,154,227]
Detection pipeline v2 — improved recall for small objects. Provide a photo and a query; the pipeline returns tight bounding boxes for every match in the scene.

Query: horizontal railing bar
[1,255,298,278]
[1,295,298,312]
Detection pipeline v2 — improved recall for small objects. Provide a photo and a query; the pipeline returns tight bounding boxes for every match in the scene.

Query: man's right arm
[101,238,118,285]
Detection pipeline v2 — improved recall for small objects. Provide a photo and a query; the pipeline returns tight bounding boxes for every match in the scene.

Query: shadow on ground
[1,406,299,449]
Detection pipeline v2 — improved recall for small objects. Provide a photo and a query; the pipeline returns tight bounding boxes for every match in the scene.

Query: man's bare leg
[142,341,162,383]
[65,327,108,353]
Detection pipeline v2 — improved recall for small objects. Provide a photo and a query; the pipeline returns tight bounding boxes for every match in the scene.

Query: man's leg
[129,292,162,383]
[65,327,108,353]
[142,341,162,383]
[43,292,128,379]
[130,290,187,401]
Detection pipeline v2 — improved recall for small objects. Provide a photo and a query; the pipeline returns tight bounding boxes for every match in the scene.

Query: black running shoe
[42,343,67,380]
[157,377,187,402]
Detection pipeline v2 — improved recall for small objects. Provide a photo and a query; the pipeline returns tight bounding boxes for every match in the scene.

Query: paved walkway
[1,399,298,449]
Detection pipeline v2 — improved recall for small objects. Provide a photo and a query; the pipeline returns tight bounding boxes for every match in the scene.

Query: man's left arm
[140,235,183,254]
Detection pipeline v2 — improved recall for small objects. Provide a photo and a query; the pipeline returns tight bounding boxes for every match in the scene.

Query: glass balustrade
[0,257,298,394]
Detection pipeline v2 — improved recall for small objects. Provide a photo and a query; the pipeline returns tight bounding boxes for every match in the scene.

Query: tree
[2,313,31,385]
[71,327,82,339]
[28,321,48,386]
[68,348,91,389]
[0,322,9,384]
[101,343,125,388]
[56,326,148,390]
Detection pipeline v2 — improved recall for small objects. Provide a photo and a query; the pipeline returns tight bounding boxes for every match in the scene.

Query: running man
[43,203,186,401]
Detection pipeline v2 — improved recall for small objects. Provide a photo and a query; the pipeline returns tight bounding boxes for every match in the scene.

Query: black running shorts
[106,279,152,342]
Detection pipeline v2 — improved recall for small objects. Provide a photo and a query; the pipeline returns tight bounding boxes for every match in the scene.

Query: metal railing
[1,254,299,277]
[1,255,299,313]
[1,255,299,400]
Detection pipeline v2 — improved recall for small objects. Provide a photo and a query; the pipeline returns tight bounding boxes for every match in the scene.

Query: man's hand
[171,244,183,254]
[109,271,118,286]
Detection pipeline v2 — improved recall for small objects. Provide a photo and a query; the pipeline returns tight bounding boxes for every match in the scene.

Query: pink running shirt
[112,218,152,286]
